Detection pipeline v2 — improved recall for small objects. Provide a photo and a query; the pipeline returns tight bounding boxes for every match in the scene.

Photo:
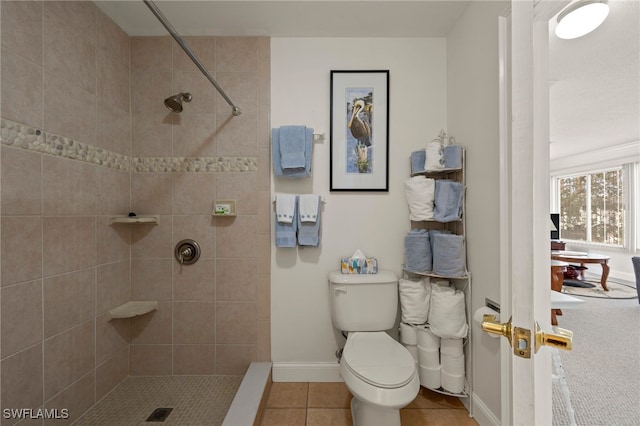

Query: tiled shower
[0,1,271,423]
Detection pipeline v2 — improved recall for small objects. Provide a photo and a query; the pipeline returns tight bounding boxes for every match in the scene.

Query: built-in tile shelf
[109,215,159,225]
[108,301,158,320]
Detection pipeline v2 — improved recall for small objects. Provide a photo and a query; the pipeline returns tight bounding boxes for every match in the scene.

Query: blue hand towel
[297,195,321,246]
[432,234,466,277]
[404,229,432,273]
[272,127,314,178]
[279,126,307,170]
[275,196,298,247]
[410,150,426,174]
[433,180,463,222]
[443,145,463,169]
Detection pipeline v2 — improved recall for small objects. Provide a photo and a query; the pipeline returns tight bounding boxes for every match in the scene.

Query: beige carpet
[552,295,640,425]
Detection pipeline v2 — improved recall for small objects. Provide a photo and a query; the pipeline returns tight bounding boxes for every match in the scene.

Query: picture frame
[330,70,389,191]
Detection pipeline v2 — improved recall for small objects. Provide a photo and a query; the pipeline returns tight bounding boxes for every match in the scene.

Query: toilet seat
[342,332,416,389]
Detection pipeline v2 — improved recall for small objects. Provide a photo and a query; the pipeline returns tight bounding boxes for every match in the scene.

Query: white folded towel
[404,176,435,221]
[425,140,444,171]
[399,278,430,324]
[298,194,320,223]
[428,285,468,339]
[276,194,296,224]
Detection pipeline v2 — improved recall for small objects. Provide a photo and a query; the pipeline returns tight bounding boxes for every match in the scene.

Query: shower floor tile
[75,375,242,425]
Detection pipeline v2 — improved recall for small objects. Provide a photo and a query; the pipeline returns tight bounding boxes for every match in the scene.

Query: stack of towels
[404,177,463,223]
[275,194,321,247]
[404,229,466,277]
[410,143,463,174]
[398,279,467,393]
[272,126,314,178]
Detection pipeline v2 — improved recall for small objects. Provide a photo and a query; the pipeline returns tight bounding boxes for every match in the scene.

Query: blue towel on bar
[297,196,321,246]
[432,233,466,277]
[404,229,431,272]
[279,125,306,170]
[275,196,298,247]
[443,145,463,169]
[410,149,426,174]
[272,127,313,178]
[433,180,463,222]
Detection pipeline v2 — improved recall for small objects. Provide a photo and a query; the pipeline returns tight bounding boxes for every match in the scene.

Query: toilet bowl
[340,331,420,426]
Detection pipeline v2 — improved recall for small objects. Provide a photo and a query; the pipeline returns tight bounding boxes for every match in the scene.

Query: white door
[497,1,571,425]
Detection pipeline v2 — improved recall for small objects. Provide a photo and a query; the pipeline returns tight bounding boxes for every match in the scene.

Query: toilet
[329,270,419,426]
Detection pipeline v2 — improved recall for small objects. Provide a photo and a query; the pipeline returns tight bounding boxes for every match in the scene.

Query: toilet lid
[342,332,416,389]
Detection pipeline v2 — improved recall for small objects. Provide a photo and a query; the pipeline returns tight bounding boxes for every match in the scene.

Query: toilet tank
[328,270,398,332]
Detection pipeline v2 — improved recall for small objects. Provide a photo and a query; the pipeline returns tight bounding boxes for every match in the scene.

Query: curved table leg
[601,261,610,291]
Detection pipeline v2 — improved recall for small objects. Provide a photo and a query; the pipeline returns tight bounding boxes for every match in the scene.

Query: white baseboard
[272,362,342,382]
[471,392,501,426]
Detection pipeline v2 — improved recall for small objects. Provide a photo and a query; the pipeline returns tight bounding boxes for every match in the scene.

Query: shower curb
[222,362,272,426]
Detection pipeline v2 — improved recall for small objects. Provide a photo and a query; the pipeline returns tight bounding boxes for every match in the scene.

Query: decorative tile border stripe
[132,156,258,173]
[1,118,257,173]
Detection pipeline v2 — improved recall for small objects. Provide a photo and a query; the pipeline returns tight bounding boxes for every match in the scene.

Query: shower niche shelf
[108,301,158,320]
[109,215,159,225]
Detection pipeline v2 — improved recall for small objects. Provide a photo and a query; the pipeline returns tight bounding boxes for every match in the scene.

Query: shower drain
[146,407,173,422]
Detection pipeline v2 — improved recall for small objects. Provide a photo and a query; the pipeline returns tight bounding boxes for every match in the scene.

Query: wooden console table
[551,252,611,291]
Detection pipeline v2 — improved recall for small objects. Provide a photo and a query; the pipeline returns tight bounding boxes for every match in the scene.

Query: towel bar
[272,196,326,204]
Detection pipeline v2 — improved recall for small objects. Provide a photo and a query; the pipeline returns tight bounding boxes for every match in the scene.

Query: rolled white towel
[425,140,444,171]
[428,286,468,339]
[399,278,430,324]
[404,176,435,221]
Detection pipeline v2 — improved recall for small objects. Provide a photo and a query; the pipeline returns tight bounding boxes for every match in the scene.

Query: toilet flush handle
[334,286,348,295]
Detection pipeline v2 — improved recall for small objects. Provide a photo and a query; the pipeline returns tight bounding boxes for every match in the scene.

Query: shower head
[164,92,192,113]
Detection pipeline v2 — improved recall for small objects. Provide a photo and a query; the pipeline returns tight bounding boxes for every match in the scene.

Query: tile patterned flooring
[74,376,242,425]
[72,376,477,426]
[260,382,479,426]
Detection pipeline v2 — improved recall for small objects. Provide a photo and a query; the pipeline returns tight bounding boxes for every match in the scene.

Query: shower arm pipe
[143,0,242,116]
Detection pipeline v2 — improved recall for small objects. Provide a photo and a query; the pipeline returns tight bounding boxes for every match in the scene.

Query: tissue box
[341,257,378,274]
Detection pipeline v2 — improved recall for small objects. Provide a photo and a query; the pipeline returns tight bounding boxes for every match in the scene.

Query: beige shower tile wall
[1,2,270,422]
[128,35,271,376]
[1,2,132,424]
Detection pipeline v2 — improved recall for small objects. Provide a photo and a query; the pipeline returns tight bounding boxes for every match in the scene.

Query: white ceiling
[95,0,639,160]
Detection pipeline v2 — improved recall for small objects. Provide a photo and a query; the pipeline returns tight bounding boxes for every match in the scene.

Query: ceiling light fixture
[555,0,610,40]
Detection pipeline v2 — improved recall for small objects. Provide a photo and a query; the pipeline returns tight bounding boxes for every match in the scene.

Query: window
[557,167,624,246]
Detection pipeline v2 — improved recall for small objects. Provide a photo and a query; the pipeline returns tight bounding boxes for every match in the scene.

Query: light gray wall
[270,38,447,380]
[447,1,509,422]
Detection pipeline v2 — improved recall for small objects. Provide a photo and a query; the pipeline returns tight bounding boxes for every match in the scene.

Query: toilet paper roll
[417,347,440,368]
[416,325,440,350]
[403,344,419,362]
[400,322,418,345]
[473,307,501,338]
[441,370,465,394]
[441,353,465,376]
[418,365,441,390]
[440,338,464,357]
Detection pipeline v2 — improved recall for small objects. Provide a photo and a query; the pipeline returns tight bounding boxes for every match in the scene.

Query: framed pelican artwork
[330,70,389,191]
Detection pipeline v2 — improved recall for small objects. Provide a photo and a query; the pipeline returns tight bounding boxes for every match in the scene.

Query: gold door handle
[482,315,573,358]
[535,324,573,352]
[481,315,513,341]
